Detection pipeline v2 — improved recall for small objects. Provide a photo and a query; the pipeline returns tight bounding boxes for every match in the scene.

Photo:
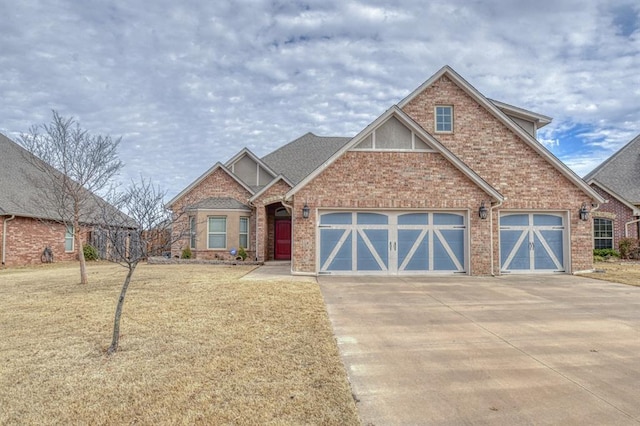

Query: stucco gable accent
[398,65,604,204]
[589,180,640,216]
[249,174,293,203]
[285,106,504,202]
[167,162,254,207]
[225,148,278,183]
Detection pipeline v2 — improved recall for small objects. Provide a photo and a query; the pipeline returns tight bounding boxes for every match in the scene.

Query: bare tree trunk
[75,215,88,285]
[107,263,137,355]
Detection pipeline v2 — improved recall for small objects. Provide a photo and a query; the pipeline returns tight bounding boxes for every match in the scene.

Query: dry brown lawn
[590,261,640,286]
[0,263,359,425]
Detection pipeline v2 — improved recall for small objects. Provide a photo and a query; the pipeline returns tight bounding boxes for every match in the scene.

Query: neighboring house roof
[584,134,640,205]
[588,180,640,216]
[261,132,352,185]
[0,133,131,225]
[286,106,505,202]
[188,197,251,211]
[167,162,255,207]
[397,65,604,204]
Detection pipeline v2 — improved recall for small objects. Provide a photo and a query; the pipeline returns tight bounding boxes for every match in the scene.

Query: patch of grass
[590,261,640,287]
[0,263,359,425]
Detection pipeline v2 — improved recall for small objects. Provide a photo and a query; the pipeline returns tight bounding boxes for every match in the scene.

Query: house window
[65,225,74,252]
[189,216,196,249]
[208,216,226,249]
[594,218,613,249]
[239,217,249,249]
[435,106,453,132]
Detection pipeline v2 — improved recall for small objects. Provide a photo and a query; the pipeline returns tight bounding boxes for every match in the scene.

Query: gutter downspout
[489,200,503,277]
[2,215,16,266]
[280,199,294,274]
[625,217,640,238]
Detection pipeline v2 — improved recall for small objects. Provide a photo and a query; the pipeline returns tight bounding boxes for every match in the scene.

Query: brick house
[584,134,640,250]
[0,133,128,267]
[169,66,604,275]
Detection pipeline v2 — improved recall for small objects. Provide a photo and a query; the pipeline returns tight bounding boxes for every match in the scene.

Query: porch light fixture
[579,203,589,221]
[302,203,310,219]
[478,201,488,220]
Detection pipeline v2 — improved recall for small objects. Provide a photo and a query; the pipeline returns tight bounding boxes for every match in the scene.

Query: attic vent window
[435,106,453,133]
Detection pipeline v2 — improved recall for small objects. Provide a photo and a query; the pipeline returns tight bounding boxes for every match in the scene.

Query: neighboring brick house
[0,133,128,267]
[584,134,640,250]
[169,66,604,275]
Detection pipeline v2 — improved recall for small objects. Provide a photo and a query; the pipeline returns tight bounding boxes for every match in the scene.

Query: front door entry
[275,220,292,260]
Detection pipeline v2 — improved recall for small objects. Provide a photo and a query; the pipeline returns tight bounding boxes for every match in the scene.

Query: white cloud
[0,0,639,198]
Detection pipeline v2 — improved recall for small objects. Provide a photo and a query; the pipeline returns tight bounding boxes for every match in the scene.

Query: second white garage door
[318,211,467,274]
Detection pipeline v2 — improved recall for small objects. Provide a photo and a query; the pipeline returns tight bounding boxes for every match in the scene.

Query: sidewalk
[241,261,317,283]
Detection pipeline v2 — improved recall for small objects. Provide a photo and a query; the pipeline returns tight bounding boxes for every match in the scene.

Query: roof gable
[584,134,640,204]
[249,175,293,203]
[398,65,604,204]
[286,106,504,202]
[225,148,278,189]
[167,162,254,207]
[351,115,435,152]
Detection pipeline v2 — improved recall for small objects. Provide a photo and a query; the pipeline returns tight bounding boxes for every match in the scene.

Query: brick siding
[591,184,640,245]
[292,151,492,274]
[1,216,83,267]
[401,75,595,272]
[170,167,253,259]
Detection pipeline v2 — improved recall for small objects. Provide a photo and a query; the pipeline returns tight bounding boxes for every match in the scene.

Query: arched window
[594,218,613,249]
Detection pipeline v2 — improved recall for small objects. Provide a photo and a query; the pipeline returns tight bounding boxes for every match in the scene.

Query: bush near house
[619,238,640,259]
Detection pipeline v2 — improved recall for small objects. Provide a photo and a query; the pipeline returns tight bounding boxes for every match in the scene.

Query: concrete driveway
[318,274,640,425]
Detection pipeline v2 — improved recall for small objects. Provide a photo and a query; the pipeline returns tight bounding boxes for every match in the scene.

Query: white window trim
[65,225,74,252]
[239,217,250,249]
[594,218,614,250]
[207,216,227,249]
[435,105,453,133]
[189,216,196,249]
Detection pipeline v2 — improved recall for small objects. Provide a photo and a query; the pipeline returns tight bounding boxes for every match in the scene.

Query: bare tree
[99,178,186,355]
[20,110,123,285]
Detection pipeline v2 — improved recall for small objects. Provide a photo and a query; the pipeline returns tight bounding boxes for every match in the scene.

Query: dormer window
[435,106,453,133]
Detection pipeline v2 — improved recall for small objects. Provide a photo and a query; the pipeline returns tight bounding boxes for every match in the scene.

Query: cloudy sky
[1,0,639,199]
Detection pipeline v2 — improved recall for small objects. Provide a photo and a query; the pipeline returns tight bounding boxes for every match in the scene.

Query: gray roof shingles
[0,133,132,225]
[584,134,640,204]
[261,132,352,185]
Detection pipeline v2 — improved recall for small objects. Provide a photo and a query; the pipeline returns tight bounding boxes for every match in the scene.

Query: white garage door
[500,212,566,273]
[318,211,467,274]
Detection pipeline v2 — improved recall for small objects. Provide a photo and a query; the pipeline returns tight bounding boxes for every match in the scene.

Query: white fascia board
[224,147,278,179]
[489,99,552,127]
[249,174,294,203]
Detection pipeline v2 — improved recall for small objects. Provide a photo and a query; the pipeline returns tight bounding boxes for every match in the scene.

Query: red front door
[274,220,291,260]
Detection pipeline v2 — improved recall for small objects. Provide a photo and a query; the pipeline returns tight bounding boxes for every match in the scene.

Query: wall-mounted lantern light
[302,203,310,219]
[478,201,488,220]
[579,203,589,221]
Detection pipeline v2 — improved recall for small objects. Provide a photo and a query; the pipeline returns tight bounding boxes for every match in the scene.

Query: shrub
[618,238,639,259]
[181,247,192,259]
[238,247,247,261]
[83,244,99,261]
[593,248,620,259]
[593,255,605,263]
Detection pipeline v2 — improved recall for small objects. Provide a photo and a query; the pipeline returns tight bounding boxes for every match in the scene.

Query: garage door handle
[389,242,397,251]
[394,242,396,251]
